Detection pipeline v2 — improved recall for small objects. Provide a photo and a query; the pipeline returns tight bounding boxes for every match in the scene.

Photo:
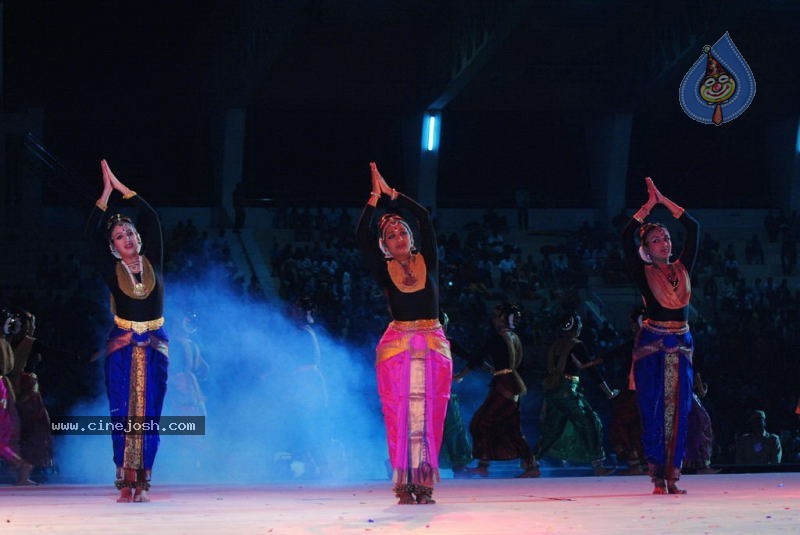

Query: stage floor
[2,473,798,534]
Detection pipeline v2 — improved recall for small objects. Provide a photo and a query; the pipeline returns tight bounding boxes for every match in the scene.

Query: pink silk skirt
[375,320,451,486]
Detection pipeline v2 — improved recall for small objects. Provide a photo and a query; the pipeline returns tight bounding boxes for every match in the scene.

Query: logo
[679,32,756,126]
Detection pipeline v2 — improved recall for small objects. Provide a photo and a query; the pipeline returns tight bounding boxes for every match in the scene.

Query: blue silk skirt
[632,323,693,480]
[104,326,169,470]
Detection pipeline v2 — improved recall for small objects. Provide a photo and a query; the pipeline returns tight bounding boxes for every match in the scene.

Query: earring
[109,243,121,259]
[378,238,392,259]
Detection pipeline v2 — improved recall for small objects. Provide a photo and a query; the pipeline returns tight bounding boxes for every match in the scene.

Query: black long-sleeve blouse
[86,194,164,322]
[622,212,699,323]
[356,194,438,321]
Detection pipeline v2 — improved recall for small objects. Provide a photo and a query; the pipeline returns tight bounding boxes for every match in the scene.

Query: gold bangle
[633,207,649,223]
[370,192,380,197]
[95,200,108,211]
[391,188,399,201]
[122,190,137,200]
[671,206,685,219]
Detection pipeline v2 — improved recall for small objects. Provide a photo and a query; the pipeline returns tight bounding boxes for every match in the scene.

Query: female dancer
[468,303,539,478]
[356,162,451,504]
[623,176,699,494]
[0,331,37,485]
[87,159,168,502]
[535,312,618,476]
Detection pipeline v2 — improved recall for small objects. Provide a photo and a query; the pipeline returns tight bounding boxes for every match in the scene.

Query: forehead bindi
[112,224,135,239]
[384,223,407,237]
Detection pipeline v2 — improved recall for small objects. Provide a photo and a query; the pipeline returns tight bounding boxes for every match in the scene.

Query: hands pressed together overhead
[368,161,398,205]
[101,159,134,197]
[97,159,135,208]
[636,176,684,221]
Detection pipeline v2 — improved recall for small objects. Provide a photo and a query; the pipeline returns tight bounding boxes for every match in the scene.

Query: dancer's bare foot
[133,487,150,502]
[15,462,38,486]
[516,465,541,478]
[414,486,436,504]
[393,484,415,505]
[116,487,133,503]
[667,481,687,494]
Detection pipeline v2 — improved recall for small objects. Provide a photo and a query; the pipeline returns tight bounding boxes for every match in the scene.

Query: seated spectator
[735,410,782,465]
[745,234,765,265]
[552,254,568,275]
[764,209,780,243]
[497,255,517,276]
[723,257,739,284]
[486,231,505,257]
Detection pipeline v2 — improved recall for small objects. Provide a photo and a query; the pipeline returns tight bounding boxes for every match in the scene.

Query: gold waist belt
[389,319,441,332]
[563,374,580,383]
[643,319,689,335]
[114,316,165,334]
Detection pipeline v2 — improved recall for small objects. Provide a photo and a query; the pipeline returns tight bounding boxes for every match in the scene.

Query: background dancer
[0,322,37,485]
[606,307,647,476]
[164,311,208,474]
[438,310,476,478]
[535,312,618,476]
[684,371,721,474]
[467,303,539,478]
[3,308,80,481]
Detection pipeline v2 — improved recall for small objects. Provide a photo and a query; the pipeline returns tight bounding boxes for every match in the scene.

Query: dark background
[3,1,798,207]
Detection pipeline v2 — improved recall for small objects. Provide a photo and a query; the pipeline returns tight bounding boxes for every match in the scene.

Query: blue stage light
[422,112,441,152]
